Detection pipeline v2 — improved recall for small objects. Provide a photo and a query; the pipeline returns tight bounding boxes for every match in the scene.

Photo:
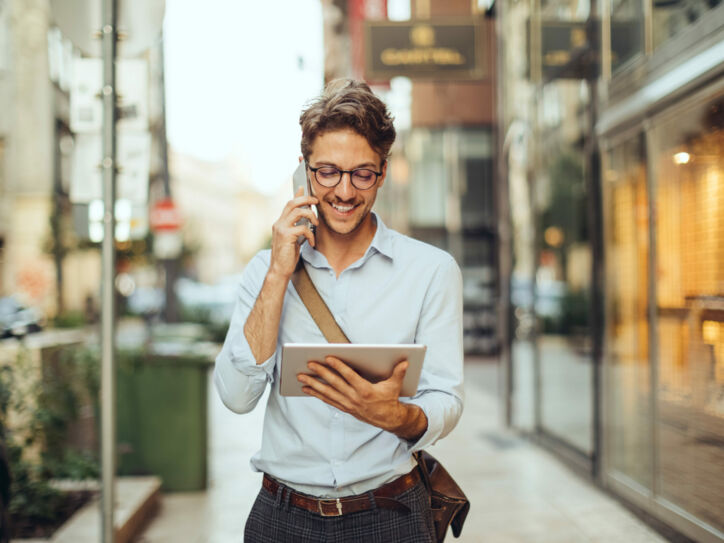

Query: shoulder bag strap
[291,259,350,344]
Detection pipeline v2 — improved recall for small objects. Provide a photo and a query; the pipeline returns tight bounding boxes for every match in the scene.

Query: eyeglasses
[308,165,382,190]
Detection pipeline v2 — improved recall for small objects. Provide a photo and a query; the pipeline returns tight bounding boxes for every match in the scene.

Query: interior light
[673,152,691,165]
[544,226,564,248]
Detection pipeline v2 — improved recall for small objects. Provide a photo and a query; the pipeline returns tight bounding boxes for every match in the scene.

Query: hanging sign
[364,18,487,80]
[530,19,599,81]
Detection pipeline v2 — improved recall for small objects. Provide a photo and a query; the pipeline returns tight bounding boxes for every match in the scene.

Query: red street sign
[149,198,182,232]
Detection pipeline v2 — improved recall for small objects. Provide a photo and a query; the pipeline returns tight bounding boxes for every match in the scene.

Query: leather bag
[292,261,470,542]
[414,450,470,541]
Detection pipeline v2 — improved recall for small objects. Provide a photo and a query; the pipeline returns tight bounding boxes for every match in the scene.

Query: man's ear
[378,160,388,188]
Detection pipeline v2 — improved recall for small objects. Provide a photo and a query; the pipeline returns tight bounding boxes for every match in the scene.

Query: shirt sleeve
[213,251,278,414]
[402,256,465,452]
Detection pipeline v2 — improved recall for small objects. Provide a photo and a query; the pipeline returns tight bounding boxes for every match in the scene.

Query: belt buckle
[318,498,343,517]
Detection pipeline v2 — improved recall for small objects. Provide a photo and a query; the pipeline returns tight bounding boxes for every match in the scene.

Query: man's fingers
[287,206,319,227]
[298,370,351,407]
[308,361,357,397]
[283,193,318,215]
[290,225,315,247]
[301,386,348,413]
[323,356,368,388]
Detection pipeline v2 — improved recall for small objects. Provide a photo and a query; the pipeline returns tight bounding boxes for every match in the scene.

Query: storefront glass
[602,133,652,490]
[610,0,644,71]
[536,81,593,455]
[653,0,723,50]
[651,90,724,533]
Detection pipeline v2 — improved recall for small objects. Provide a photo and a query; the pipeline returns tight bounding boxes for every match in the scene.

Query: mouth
[329,202,358,217]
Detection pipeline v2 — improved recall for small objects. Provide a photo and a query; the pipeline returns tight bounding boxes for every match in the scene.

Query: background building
[0,0,171,320]
[498,0,724,539]
[322,0,500,354]
[169,150,287,284]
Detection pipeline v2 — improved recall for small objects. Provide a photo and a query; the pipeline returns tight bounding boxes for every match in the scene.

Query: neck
[315,213,377,276]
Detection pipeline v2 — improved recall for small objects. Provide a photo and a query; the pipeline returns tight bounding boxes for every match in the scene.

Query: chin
[320,208,368,236]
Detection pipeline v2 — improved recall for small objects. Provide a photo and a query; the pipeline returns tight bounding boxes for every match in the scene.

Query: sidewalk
[137,360,667,543]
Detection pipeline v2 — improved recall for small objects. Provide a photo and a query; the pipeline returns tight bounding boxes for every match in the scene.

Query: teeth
[332,203,354,212]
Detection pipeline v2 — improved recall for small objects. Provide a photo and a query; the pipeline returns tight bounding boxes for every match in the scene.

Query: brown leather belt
[262,468,420,517]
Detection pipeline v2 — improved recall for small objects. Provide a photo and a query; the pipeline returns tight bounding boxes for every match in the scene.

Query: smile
[330,202,357,215]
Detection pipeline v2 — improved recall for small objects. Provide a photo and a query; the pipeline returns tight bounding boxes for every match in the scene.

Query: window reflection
[603,133,652,488]
[611,0,645,71]
[653,94,724,532]
[537,80,593,454]
[653,0,723,49]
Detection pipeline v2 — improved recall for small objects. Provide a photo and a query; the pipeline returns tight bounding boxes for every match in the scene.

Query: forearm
[244,270,290,364]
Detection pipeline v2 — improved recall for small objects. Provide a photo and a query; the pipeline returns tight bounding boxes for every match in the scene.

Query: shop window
[652,0,723,50]
[610,0,645,71]
[603,132,652,489]
[537,142,594,454]
[652,91,724,533]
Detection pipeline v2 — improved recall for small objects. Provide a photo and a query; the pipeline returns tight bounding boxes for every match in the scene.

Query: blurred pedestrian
[214,79,464,543]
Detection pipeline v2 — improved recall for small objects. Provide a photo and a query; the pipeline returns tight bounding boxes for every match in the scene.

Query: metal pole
[101,0,118,540]
[495,0,513,428]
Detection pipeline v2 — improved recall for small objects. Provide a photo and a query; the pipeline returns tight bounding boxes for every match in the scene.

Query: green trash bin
[116,342,216,491]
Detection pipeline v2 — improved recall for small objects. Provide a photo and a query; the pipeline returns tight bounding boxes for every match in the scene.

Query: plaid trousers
[244,478,436,543]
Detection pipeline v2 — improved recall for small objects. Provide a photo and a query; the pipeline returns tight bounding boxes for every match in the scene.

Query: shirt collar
[300,212,395,269]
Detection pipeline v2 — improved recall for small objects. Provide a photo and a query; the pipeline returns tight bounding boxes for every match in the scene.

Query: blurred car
[175,275,241,325]
[0,296,45,338]
[126,286,165,316]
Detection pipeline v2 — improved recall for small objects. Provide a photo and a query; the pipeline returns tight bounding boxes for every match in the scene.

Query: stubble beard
[317,200,371,237]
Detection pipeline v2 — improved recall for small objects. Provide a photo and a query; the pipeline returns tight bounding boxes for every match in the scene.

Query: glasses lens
[351,169,377,189]
[315,167,341,187]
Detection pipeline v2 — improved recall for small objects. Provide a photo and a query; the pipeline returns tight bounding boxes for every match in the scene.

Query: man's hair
[300,79,396,164]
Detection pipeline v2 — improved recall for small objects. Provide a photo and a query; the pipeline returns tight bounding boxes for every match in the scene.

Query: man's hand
[269,186,319,281]
[297,356,428,441]
[243,187,318,365]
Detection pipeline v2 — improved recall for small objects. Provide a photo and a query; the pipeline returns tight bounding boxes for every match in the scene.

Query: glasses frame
[308,164,383,190]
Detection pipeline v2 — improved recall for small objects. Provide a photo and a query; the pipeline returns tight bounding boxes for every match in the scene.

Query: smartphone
[292,160,317,245]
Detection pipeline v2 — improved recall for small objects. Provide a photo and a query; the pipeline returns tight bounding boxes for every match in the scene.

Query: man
[214,79,463,542]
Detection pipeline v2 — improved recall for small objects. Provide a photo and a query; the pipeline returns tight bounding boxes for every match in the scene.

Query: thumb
[392,360,409,382]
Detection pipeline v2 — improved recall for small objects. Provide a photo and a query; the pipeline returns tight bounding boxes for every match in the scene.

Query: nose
[334,171,356,201]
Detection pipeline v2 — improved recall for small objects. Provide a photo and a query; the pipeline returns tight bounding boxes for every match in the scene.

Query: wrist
[266,265,293,286]
[390,403,427,442]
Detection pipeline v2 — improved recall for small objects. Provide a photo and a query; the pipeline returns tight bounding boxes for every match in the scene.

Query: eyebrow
[312,161,380,170]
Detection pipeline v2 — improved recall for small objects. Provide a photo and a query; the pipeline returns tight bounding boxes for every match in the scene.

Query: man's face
[307,128,386,237]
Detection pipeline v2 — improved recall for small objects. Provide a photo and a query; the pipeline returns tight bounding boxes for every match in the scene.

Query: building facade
[0,0,169,317]
[322,0,500,354]
[498,0,724,539]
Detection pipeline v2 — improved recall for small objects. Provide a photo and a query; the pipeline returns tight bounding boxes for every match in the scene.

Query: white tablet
[280,343,426,397]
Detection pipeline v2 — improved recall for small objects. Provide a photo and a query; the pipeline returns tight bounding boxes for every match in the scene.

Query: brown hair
[299,79,396,164]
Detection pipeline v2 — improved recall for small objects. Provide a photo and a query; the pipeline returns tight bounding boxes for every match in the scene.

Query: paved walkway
[137,360,668,542]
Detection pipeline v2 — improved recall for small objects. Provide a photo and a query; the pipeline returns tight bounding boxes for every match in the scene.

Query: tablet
[280,343,426,397]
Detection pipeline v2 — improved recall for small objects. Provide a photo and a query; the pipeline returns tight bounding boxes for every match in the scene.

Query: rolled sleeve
[214,251,277,414]
[404,257,465,451]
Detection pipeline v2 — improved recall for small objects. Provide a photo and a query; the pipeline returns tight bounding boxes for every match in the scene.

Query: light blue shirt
[214,214,464,498]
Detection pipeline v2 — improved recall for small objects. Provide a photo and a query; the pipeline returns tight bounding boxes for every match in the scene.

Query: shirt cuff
[228,332,276,380]
[401,393,445,452]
